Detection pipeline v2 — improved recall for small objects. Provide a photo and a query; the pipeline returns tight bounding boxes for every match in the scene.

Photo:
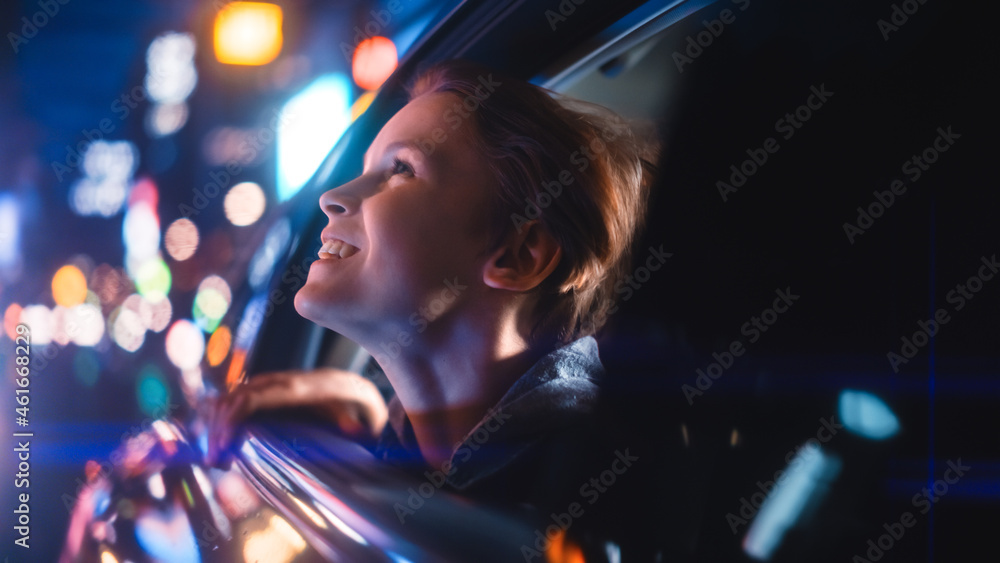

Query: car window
[559,32,674,121]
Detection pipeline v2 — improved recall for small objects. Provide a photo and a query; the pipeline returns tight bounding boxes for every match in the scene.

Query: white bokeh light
[145,32,197,104]
[165,319,205,370]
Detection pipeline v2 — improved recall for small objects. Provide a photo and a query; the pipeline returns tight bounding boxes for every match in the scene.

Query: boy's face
[295,92,495,339]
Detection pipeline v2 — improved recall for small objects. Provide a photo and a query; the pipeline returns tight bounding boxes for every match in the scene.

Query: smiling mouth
[318,239,360,260]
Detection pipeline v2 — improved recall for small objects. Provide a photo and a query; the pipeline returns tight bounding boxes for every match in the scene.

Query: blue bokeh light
[838,390,900,440]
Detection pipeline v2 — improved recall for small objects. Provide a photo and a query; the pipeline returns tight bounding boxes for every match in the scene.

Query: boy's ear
[483,221,562,292]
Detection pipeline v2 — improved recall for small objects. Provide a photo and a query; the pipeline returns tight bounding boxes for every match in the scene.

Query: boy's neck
[377,313,552,469]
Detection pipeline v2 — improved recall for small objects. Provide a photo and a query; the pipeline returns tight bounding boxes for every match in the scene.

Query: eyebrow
[363,140,425,169]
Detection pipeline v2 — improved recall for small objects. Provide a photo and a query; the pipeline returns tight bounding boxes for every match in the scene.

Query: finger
[335,405,365,438]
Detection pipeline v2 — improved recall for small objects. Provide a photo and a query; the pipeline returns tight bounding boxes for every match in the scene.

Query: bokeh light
[51,306,71,346]
[276,74,351,201]
[202,126,260,167]
[224,182,266,226]
[85,289,101,307]
[166,319,205,370]
[134,257,172,302]
[20,305,52,345]
[69,141,137,217]
[52,265,89,308]
[0,193,21,274]
[122,294,154,329]
[146,102,189,137]
[91,264,133,308]
[214,2,284,66]
[838,390,900,440]
[243,514,307,563]
[134,505,199,562]
[227,349,247,391]
[193,275,232,333]
[248,218,290,290]
[123,202,161,261]
[145,32,197,104]
[180,367,205,402]
[206,325,232,367]
[111,307,146,352]
[351,36,397,90]
[67,303,105,346]
[351,90,376,121]
[165,218,200,261]
[4,303,22,340]
[148,297,173,333]
[129,177,160,209]
[136,364,171,418]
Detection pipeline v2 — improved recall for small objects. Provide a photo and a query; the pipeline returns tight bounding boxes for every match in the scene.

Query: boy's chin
[293,288,333,326]
[293,289,360,335]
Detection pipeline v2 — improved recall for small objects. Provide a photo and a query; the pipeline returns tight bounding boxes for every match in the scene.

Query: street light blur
[214,2,284,66]
[352,35,397,90]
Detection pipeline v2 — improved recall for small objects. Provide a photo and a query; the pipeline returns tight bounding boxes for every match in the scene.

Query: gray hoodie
[373,336,605,492]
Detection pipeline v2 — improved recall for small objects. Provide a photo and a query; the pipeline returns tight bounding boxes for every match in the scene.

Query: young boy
[209,59,658,520]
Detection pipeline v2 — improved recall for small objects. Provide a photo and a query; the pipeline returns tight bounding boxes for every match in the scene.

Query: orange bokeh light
[52,265,88,308]
[206,325,233,367]
[351,90,376,121]
[352,36,397,90]
[545,528,586,563]
[226,349,247,391]
[214,2,284,66]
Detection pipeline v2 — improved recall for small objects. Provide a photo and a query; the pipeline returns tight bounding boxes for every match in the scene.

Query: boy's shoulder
[444,336,607,489]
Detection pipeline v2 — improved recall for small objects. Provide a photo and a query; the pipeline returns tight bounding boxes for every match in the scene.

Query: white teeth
[339,244,359,259]
[319,239,359,259]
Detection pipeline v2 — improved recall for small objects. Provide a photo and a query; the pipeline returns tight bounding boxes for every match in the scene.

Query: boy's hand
[205,368,388,466]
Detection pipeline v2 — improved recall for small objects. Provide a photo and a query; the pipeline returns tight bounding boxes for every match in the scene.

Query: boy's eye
[390,157,414,177]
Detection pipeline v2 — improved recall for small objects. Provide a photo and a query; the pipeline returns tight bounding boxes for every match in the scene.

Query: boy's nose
[319,179,362,216]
